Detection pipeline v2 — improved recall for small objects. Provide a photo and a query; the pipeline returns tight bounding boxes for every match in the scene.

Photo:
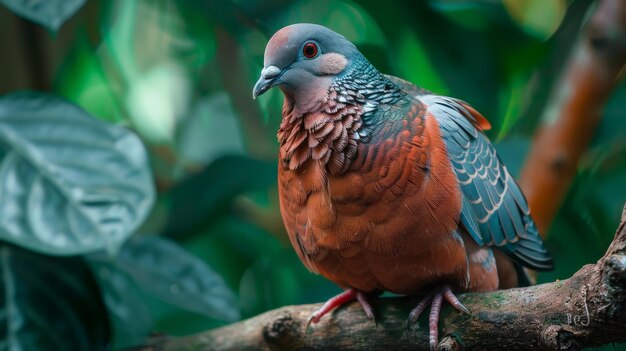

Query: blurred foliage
[0,0,85,32]
[0,0,625,350]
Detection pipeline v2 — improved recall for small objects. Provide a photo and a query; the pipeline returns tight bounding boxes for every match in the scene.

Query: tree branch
[132,203,626,350]
[519,0,626,235]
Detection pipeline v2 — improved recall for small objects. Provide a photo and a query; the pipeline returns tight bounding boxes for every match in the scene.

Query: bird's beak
[252,65,281,99]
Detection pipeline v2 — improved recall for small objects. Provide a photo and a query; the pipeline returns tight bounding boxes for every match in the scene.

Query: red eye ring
[302,42,318,59]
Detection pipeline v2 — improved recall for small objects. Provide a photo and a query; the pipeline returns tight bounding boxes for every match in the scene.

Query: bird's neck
[277,57,405,175]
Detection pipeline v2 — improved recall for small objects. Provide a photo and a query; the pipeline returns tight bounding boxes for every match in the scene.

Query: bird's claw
[442,286,470,315]
[305,313,321,329]
[305,289,377,329]
[406,285,470,350]
[356,290,377,325]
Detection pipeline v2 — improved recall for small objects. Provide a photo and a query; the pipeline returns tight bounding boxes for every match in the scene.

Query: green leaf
[89,256,153,349]
[0,245,110,351]
[0,0,85,32]
[55,33,125,124]
[239,248,340,318]
[176,93,245,166]
[427,0,502,31]
[503,0,566,40]
[164,155,276,239]
[276,0,385,46]
[90,235,240,323]
[395,30,448,95]
[0,93,155,255]
[126,61,191,143]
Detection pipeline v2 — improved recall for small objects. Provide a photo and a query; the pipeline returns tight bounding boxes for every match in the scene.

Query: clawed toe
[306,312,322,328]
[407,291,435,329]
[356,291,377,324]
[406,285,470,350]
[306,289,376,329]
[442,286,470,315]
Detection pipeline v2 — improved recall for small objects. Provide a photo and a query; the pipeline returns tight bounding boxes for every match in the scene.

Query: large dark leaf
[89,256,152,349]
[239,248,339,319]
[0,0,85,32]
[0,245,110,351]
[0,93,155,255]
[90,235,240,323]
[164,155,276,239]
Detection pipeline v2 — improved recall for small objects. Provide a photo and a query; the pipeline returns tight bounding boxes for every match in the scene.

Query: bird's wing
[426,95,552,270]
[387,74,552,270]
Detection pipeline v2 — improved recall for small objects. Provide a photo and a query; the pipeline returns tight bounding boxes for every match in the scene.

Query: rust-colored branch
[132,203,626,350]
[519,0,626,235]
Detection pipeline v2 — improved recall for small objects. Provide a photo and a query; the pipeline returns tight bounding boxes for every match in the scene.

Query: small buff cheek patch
[318,53,348,75]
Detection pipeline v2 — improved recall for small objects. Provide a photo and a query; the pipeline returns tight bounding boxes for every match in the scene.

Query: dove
[253,23,552,350]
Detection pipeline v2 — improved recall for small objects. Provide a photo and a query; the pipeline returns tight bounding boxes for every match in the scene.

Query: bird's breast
[279,111,467,294]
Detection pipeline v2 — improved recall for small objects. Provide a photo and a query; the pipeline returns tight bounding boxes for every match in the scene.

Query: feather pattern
[278,57,476,293]
[278,49,551,298]
[418,94,553,271]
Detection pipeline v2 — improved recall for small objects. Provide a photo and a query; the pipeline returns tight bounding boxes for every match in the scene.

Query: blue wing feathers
[421,94,553,271]
[460,197,483,246]
[497,201,517,242]
[487,214,507,246]
[503,189,526,235]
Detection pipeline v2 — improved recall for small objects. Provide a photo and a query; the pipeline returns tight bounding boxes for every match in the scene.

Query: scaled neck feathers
[277,55,406,175]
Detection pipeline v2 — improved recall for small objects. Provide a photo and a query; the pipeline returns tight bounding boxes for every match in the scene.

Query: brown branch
[132,203,626,350]
[519,0,626,235]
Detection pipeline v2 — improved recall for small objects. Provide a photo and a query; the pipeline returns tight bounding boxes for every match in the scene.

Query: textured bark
[519,0,626,235]
[132,203,626,350]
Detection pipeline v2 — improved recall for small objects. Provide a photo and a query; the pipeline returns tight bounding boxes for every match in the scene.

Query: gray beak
[252,65,281,99]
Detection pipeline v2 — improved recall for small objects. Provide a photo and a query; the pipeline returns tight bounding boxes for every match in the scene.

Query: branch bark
[133,203,626,350]
[519,0,626,235]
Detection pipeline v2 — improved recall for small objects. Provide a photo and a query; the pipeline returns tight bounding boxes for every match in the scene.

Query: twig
[519,0,626,235]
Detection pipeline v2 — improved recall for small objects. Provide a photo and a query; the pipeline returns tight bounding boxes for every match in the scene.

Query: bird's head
[253,24,360,108]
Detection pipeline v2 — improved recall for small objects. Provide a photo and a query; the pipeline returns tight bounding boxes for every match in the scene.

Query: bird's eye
[302,42,318,59]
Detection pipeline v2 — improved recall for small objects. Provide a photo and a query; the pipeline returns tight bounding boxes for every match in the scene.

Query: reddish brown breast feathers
[278,97,469,294]
[278,89,362,175]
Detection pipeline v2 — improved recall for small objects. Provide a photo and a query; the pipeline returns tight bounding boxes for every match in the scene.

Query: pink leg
[407,285,470,351]
[428,293,443,350]
[442,286,470,314]
[356,290,376,322]
[307,288,375,327]
[407,292,435,328]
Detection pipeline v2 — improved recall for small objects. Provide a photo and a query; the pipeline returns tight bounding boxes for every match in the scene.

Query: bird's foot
[406,285,470,351]
[306,288,375,328]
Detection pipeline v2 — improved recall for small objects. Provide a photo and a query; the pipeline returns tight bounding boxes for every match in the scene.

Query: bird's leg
[407,285,470,350]
[356,290,376,322]
[406,291,436,329]
[307,288,375,327]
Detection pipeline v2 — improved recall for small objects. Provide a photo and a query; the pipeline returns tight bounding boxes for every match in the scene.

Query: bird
[252,23,552,350]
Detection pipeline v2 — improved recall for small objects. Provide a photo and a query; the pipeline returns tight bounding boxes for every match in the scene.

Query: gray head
[252,24,360,105]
